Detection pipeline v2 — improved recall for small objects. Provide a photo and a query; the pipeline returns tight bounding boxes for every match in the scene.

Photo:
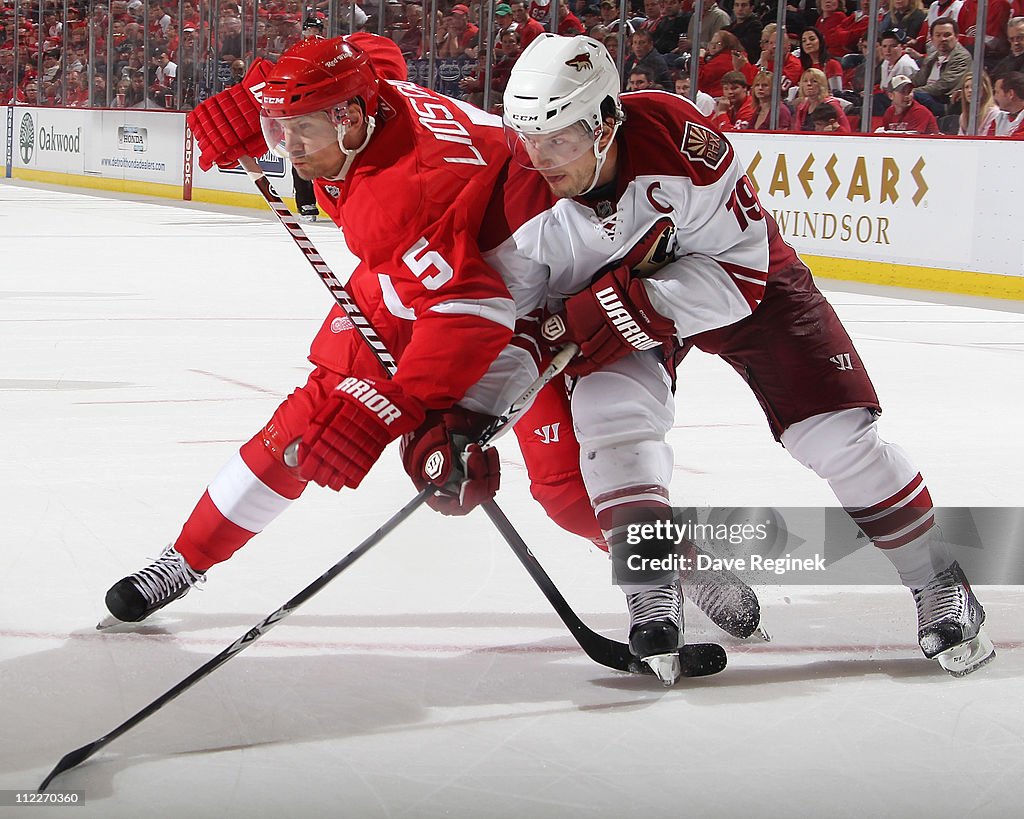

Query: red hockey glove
[401,409,500,516]
[297,377,426,491]
[540,265,677,377]
[186,58,273,172]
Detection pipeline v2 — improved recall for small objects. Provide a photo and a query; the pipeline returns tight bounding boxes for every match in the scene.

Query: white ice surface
[1,182,1022,819]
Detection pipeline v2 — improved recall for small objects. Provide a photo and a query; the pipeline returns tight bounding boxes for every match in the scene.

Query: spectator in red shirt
[511,1,545,49]
[557,0,585,36]
[816,0,850,58]
[792,67,852,131]
[713,69,757,129]
[878,73,940,132]
[448,4,479,56]
[637,0,664,34]
[798,26,844,93]
[698,29,744,96]
[736,23,803,93]
[836,0,884,60]
[957,0,1012,61]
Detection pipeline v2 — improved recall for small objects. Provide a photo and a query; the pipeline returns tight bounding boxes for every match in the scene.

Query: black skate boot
[912,561,995,676]
[102,545,206,625]
[627,582,683,686]
[683,544,767,641]
[299,204,318,223]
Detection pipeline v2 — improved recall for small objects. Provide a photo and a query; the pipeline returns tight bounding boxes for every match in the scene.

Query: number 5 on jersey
[402,237,453,290]
[379,237,455,320]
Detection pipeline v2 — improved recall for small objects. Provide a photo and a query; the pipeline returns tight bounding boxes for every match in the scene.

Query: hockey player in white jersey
[492,33,994,679]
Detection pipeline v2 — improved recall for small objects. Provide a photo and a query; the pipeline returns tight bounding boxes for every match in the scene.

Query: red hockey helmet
[260,36,380,120]
[259,37,381,172]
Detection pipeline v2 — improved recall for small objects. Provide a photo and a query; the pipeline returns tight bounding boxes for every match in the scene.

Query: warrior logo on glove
[336,376,405,425]
[424,449,447,481]
[541,314,567,343]
[592,287,663,351]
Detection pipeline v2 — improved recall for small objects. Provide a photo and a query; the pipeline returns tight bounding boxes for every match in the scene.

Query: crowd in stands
[2,0,1023,137]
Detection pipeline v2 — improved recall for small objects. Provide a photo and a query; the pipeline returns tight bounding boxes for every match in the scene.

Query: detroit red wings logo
[680,122,727,170]
[564,53,593,72]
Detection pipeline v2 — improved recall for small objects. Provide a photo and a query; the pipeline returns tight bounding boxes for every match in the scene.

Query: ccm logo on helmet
[262,95,285,105]
[510,113,540,121]
[336,377,404,425]
[564,53,593,72]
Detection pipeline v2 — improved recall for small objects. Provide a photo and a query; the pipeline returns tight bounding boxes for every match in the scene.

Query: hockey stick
[239,156,566,446]
[40,351,580,791]
[241,160,726,677]
[39,487,434,792]
[239,156,398,377]
[483,501,727,679]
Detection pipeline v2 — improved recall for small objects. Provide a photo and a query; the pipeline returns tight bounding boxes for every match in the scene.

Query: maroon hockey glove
[297,377,426,491]
[401,409,500,516]
[541,265,677,377]
[186,58,273,172]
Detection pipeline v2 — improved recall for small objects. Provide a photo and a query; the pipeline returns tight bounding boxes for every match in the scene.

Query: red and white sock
[173,430,307,572]
[846,473,944,588]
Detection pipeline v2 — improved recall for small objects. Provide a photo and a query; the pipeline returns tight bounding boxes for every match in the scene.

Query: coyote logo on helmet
[564,53,593,72]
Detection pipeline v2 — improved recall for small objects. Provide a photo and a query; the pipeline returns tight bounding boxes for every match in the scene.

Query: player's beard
[539,153,599,199]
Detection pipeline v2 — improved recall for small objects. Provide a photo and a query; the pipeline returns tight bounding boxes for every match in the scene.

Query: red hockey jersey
[309,81,516,412]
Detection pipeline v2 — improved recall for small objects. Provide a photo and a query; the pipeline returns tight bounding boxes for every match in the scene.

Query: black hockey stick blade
[39,741,104,792]
[481,500,726,679]
[38,487,433,791]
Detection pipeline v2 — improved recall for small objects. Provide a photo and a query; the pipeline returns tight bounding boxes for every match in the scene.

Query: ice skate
[683,545,769,641]
[627,582,683,686]
[299,204,318,223]
[912,561,995,677]
[99,544,206,627]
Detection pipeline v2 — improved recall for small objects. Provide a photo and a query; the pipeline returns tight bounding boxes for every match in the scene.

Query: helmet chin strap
[330,115,376,181]
[579,120,620,196]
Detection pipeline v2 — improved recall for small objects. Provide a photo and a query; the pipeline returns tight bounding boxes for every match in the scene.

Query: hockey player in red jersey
[102,34,520,624]
[103,33,760,657]
[492,33,994,678]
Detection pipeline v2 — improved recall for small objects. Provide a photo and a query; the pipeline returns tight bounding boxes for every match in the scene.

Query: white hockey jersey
[481,90,802,350]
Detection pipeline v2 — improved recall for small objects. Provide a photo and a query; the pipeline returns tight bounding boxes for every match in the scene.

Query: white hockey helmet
[503,33,622,136]
[503,34,624,194]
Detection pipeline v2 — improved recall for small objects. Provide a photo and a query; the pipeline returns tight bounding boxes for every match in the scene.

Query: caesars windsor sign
[729,133,1000,276]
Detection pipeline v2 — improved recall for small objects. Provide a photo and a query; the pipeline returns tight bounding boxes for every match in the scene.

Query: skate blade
[96,614,125,630]
[643,653,682,687]
[937,628,996,677]
[749,625,771,642]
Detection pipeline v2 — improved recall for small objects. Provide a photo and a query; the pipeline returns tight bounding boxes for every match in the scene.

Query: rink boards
[3,103,1023,300]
